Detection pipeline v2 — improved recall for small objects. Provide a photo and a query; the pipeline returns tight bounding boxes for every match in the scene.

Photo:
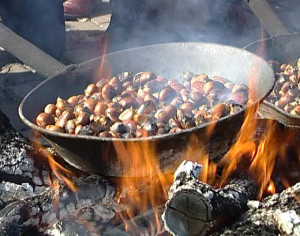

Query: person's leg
[0,0,66,59]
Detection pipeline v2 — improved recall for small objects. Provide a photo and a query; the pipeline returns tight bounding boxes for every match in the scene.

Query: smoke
[107,0,253,52]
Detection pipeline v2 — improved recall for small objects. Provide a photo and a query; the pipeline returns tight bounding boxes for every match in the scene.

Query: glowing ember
[267,180,276,194]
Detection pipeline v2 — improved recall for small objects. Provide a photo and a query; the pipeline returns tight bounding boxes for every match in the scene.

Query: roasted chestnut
[36,70,250,138]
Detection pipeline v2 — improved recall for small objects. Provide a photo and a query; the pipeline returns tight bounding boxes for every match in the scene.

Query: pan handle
[246,0,289,37]
[0,23,66,78]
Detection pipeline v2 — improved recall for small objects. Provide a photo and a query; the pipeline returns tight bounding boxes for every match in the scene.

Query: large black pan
[17,42,275,176]
[245,33,300,127]
[245,0,300,127]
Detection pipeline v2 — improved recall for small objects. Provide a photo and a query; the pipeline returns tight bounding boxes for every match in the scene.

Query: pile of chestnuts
[267,58,300,116]
[36,71,248,138]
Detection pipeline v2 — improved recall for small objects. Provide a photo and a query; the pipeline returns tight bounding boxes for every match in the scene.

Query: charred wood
[0,108,121,235]
[162,160,258,236]
[0,108,51,185]
[218,182,300,235]
[0,175,116,235]
[0,108,52,211]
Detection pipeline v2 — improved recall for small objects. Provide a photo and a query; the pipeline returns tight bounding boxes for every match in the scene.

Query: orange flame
[113,140,171,231]
[48,155,77,192]
[216,30,300,198]
[96,35,111,82]
[184,134,217,185]
[218,101,300,199]
[32,131,77,192]
[267,180,276,195]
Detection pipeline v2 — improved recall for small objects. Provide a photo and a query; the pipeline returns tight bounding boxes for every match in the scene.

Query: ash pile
[0,108,118,235]
[0,107,300,236]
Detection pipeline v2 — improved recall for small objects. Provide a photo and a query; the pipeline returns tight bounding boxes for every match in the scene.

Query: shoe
[63,0,96,20]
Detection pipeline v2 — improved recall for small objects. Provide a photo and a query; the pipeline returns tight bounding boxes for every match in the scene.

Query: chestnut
[137,100,156,115]
[84,84,97,96]
[134,72,156,85]
[55,110,74,128]
[75,111,90,126]
[45,125,64,133]
[118,71,132,82]
[211,103,227,118]
[110,122,127,134]
[94,102,108,116]
[36,113,55,128]
[65,120,76,134]
[119,96,138,109]
[155,105,177,123]
[42,104,56,116]
[119,108,135,121]
[158,86,177,104]
[102,84,117,100]
[105,107,121,123]
[67,96,80,106]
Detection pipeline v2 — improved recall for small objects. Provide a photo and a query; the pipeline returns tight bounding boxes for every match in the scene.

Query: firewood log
[162,160,258,236]
[219,182,300,235]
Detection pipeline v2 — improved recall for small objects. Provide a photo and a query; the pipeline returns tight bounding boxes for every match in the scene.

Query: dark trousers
[0,0,66,59]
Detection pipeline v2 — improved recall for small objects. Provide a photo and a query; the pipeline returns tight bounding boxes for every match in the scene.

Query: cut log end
[162,160,259,236]
[163,189,213,236]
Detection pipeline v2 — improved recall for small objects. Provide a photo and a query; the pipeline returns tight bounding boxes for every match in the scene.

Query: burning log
[219,182,300,235]
[162,160,259,236]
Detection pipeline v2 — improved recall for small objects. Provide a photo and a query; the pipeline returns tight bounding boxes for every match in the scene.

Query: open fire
[0,1,299,235]
[43,78,299,235]
[33,36,300,235]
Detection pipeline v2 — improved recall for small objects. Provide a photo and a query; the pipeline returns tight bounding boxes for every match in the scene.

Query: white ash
[66,202,76,214]
[92,204,116,223]
[273,210,300,235]
[32,175,43,186]
[0,130,48,186]
[0,143,33,177]
[0,175,119,234]
[34,186,48,195]
[0,181,36,208]
[42,170,52,186]
[44,221,62,236]
[1,182,34,196]
[174,160,203,180]
[247,200,262,209]
[59,208,68,219]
